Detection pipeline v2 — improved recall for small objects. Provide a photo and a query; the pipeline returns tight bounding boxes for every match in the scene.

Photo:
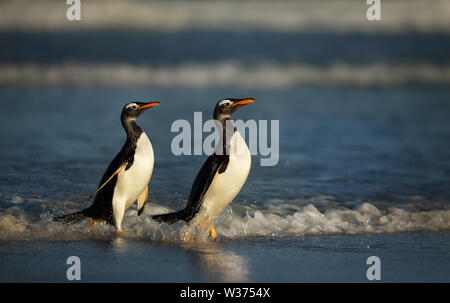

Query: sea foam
[0,196,449,242]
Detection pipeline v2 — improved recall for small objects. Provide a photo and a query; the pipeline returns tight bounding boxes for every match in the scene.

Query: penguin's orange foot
[183,230,192,242]
[209,226,217,240]
[85,220,97,232]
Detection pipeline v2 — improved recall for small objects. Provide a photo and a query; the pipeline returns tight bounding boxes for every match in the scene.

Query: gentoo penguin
[55,101,160,232]
[152,98,254,240]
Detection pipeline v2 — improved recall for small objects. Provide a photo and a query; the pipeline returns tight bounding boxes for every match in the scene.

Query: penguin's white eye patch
[126,103,138,109]
[220,100,232,107]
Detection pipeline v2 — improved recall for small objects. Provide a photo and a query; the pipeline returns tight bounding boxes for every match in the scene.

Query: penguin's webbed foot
[85,220,97,232]
[209,226,217,240]
[183,230,192,242]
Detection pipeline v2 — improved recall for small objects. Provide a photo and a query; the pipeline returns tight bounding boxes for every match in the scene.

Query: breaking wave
[1,196,449,242]
[217,202,450,238]
[1,62,450,87]
[1,0,449,33]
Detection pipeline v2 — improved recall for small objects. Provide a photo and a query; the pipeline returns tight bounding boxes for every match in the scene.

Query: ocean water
[2,31,450,87]
[0,85,449,282]
[1,0,450,283]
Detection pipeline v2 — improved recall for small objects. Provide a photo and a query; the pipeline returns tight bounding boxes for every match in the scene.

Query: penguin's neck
[216,116,235,155]
[122,118,143,147]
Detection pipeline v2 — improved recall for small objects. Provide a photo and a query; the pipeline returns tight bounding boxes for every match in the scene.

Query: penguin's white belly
[199,131,251,220]
[114,133,154,209]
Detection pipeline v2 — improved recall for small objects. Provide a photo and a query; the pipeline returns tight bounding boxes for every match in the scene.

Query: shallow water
[0,85,449,281]
[1,232,449,282]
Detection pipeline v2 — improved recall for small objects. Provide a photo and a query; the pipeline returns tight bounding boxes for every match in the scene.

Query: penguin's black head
[213,98,255,121]
[121,101,160,122]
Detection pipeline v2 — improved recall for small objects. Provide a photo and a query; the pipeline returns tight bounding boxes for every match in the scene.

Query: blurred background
[1,0,450,86]
[0,0,450,283]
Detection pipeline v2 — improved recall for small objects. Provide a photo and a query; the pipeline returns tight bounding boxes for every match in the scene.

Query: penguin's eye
[224,101,232,107]
[126,103,139,110]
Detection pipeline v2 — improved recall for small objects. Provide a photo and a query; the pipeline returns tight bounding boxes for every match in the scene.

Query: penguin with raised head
[152,98,254,240]
[55,101,160,232]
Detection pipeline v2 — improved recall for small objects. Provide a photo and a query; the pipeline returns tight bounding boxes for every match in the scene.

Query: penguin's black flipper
[184,154,229,220]
[152,154,229,224]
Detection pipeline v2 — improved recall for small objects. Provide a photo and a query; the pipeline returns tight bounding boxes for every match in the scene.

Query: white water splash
[0,196,449,242]
[217,203,450,238]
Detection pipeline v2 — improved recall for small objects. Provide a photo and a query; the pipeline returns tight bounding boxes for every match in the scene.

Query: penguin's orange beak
[232,98,255,107]
[138,102,160,111]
